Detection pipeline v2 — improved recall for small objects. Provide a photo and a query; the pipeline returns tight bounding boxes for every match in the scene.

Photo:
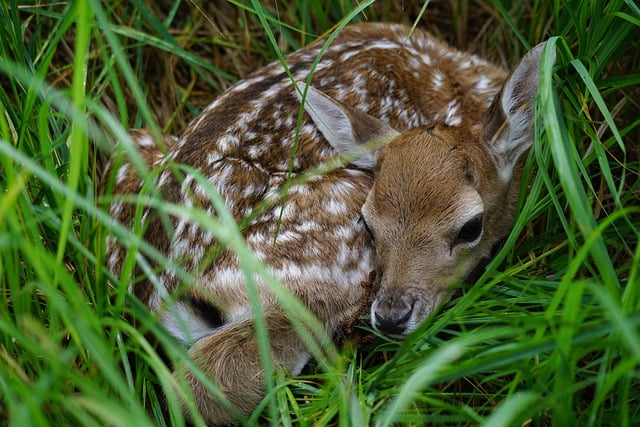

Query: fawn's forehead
[367,127,484,217]
[378,126,480,180]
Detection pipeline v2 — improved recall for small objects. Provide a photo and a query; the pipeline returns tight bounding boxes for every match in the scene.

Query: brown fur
[104,23,550,424]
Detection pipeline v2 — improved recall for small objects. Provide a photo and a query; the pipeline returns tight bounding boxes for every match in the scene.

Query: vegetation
[1,0,638,425]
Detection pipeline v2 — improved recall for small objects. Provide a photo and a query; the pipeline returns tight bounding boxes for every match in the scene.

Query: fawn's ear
[483,42,555,181]
[296,82,399,169]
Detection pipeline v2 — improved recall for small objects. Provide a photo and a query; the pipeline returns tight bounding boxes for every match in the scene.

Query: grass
[1,0,639,425]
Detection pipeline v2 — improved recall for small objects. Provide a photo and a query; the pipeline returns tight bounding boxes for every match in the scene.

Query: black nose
[373,304,413,335]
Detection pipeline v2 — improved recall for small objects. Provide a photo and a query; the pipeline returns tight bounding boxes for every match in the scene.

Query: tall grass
[1,0,639,426]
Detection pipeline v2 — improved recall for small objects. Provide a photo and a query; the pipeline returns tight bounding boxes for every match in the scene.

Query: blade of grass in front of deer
[541,43,618,289]
[480,391,539,427]
[622,238,640,311]
[56,0,91,280]
[375,339,466,427]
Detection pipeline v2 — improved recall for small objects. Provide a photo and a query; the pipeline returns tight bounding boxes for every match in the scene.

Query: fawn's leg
[175,309,312,425]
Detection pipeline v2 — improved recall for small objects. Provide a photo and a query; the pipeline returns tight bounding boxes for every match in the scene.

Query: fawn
[106,23,550,424]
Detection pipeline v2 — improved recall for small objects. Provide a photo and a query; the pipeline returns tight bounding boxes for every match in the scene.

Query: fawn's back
[106,22,548,424]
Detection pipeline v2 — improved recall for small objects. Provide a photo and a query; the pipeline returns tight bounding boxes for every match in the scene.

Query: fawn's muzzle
[371,291,417,335]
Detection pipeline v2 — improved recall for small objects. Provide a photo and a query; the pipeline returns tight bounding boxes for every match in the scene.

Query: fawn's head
[299,42,552,335]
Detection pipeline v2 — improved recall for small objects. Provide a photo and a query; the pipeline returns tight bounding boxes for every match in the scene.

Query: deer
[105,22,552,425]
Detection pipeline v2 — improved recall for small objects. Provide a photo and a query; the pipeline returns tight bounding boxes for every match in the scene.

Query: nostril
[373,304,413,335]
[396,305,412,324]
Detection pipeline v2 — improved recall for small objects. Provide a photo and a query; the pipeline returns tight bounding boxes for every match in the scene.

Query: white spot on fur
[297,220,320,233]
[274,230,298,243]
[106,237,120,271]
[339,50,360,62]
[475,76,492,91]
[175,218,187,237]
[109,202,123,217]
[207,151,222,165]
[215,267,246,289]
[326,199,347,215]
[116,164,129,184]
[432,70,445,90]
[409,57,421,70]
[444,100,462,126]
[218,134,239,152]
[138,134,155,148]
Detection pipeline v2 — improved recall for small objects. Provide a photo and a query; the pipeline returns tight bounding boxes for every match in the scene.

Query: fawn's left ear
[295,82,399,169]
[483,42,555,181]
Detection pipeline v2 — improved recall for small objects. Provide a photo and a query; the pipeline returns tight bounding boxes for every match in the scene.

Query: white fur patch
[160,301,218,345]
[444,100,462,126]
[137,133,155,148]
[116,164,129,184]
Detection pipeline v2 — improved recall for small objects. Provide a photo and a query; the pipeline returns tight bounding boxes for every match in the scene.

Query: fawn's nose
[372,298,414,335]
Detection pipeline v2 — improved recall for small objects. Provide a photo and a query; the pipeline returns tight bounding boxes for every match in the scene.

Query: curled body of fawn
[106,23,552,424]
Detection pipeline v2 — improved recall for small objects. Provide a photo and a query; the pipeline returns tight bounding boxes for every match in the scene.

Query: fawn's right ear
[295,82,399,169]
[482,42,555,181]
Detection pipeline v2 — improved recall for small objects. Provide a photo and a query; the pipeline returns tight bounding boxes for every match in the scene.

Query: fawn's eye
[454,214,483,246]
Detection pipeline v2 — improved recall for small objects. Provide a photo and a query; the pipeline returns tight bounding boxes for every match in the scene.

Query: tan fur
[105,23,550,424]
